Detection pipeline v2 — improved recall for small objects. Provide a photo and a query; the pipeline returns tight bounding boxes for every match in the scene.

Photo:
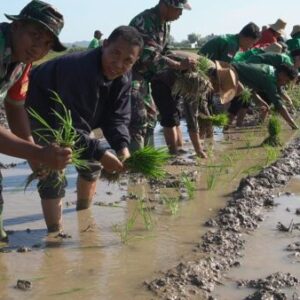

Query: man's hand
[117,147,130,162]
[178,57,197,72]
[100,150,124,173]
[40,144,72,170]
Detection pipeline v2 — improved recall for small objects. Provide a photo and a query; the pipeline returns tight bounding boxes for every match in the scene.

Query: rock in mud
[15,279,32,291]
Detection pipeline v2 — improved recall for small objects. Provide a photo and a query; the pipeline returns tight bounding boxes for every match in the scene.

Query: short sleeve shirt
[232,62,283,109]
[199,34,240,62]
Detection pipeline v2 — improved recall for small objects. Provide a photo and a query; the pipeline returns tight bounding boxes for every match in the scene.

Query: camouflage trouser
[129,73,157,151]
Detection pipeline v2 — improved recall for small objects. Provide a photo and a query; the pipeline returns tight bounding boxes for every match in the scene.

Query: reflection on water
[0,123,298,300]
[214,181,300,299]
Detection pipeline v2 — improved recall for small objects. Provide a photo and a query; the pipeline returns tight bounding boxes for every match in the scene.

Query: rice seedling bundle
[262,114,282,147]
[200,113,229,127]
[240,87,252,105]
[124,147,170,179]
[25,91,87,189]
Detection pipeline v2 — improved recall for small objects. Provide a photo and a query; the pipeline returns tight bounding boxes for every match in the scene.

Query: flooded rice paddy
[0,123,299,300]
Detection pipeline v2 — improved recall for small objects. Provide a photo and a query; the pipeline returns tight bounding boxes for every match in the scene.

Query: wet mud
[146,137,300,300]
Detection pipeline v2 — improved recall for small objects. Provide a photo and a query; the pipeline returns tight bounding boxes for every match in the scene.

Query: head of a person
[291,25,300,38]
[290,49,300,69]
[276,64,298,86]
[94,30,102,40]
[207,61,239,104]
[5,0,65,64]
[269,18,287,38]
[239,22,261,50]
[158,0,191,22]
[101,26,144,80]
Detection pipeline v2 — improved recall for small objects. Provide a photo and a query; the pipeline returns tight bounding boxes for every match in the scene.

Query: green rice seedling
[264,145,280,165]
[25,91,87,190]
[124,147,170,179]
[287,83,300,111]
[196,55,212,78]
[262,114,282,147]
[242,165,263,176]
[205,159,225,190]
[181,174,196,199]
[221,154,234,167]
[161,195,179,216]
[206,114,229,127]
[50,288,85,296]
[197,114,227,128]
[240,87,252,105]
[112,208,139,244]
[137,199,154,230]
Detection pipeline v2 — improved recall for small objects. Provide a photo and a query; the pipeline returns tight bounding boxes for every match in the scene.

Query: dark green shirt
[246,53,293,68]
[232,48,264,62]
[232,62,283,109]
[286,38,300,52]
[199,34,239,62]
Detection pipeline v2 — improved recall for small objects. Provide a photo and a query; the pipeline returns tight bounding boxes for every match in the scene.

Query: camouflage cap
[163,0,192,10]
[5,0,66,52]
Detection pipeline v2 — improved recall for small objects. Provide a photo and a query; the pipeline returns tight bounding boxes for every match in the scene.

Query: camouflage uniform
[129,0,190,150]
[0,0,65,241]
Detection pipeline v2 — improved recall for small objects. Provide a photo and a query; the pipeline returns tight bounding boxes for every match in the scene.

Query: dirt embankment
[146,137,300,300]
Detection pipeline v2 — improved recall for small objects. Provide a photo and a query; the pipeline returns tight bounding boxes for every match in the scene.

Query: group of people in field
[0,0,299,240]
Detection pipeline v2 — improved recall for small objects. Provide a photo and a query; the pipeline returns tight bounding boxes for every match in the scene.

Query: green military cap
[163,0,192,10]
[5,0,66,52]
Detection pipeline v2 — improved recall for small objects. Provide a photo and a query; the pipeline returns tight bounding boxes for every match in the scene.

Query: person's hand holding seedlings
[40,143,72,170]
[100,150,124,174]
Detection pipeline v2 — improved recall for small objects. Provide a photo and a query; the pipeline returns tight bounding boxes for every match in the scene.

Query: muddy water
[214,177,300,300]
[0,123,298,300]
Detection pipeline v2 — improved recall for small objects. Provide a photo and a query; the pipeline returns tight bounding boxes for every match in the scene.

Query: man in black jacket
[26,26,143,233]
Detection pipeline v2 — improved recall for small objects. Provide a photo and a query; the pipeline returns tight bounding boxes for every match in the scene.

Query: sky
[1,1,299,43]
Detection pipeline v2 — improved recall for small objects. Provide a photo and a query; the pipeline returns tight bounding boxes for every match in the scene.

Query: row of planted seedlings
[25,91,198,244]
[113,82,300,243]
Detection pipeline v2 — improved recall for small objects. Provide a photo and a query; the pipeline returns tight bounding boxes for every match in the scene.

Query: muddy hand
[179,57,197,72]
[41,144,72,170]
[100,151,124,174]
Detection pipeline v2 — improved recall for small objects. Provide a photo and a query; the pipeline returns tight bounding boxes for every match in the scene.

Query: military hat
[5,0,66,52]
[163,0,192,10]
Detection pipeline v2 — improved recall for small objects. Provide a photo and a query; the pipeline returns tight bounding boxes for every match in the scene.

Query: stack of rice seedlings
[262,114,282,147]
[199,113,229,127]
[25,91,87,190]
[125,147,170,179]
[101,147,171,182]
[240,86,252,105]
[172,55,213,102]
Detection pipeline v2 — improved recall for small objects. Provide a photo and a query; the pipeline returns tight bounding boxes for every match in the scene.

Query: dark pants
[151,79,182,127]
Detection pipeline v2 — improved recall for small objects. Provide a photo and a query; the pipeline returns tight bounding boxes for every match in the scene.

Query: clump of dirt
[238,272,299,300]
[145,138,300,299]
[15,279,32,291]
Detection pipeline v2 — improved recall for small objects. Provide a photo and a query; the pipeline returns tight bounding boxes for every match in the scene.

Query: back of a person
[246,52,293,68]
[199,34,239,62]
